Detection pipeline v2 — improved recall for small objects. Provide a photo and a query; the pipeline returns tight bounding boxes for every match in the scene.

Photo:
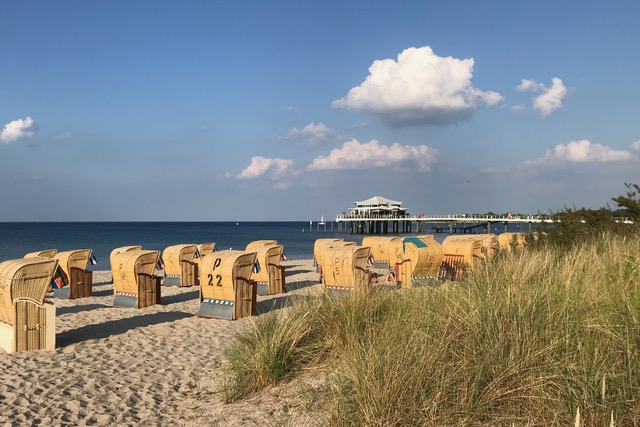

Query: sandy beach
[0,259,323,426]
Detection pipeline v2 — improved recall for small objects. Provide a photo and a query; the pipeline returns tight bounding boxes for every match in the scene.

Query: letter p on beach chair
[162,244,198,287]
[0,258,58,353]
[321,246,372,295]
[112,250,162,309]
[52,249,94,299]
[197,250,257,320]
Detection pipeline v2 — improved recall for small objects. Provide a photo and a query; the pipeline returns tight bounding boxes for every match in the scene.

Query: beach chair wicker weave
[52,249,93,299]
[24,249,58,259]
[112,250,161,309]
[313,239,344,272]
[198,250,257,320]
[162,244,198,287]
[0,258,57,353]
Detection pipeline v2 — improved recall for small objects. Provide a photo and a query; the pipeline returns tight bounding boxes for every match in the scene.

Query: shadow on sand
[256,296,290,314]
[56,303,111,316]
[57,311,193,347]
[162,290,199,305]
[284,279,318,292]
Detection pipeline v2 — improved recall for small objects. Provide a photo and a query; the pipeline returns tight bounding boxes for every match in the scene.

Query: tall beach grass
[222,232,640,425]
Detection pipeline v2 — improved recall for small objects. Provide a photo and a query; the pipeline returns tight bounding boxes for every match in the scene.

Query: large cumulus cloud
[332,46,503,127]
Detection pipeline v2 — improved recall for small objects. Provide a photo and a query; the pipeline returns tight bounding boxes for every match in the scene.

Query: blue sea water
[0,221,533,269]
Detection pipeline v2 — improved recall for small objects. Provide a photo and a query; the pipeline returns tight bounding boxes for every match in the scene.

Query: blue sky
[1,1,638,221]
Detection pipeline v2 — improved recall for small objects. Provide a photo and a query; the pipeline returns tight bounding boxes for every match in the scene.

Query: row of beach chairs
[313,232,533,293]
[0,240,288,353]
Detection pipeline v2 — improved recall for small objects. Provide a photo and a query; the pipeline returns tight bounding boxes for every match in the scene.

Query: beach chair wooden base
[0,300,55,353]
[114,274,161,309]
[52,268,92,299]
[198,277,256,320]
[197,299,235,319]
[163,275,181,286]
[324,285,355,296]
[256,282,269,296]
[163,262,198,287]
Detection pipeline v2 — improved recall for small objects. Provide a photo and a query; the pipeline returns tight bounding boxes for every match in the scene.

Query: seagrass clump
[320,246,372,295]
[162,244,198,287]
[198,250,257,320]
[112,250,161,309]
[53,249,93,299]
[245,242,286,295]
[0,258,58,353]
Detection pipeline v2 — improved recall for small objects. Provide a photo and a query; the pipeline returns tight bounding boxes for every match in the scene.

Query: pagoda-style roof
[354,196,403,207]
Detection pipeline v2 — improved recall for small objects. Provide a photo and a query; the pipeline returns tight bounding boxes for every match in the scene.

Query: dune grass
[222,233,640,425]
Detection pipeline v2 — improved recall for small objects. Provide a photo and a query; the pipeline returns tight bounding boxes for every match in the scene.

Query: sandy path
[0,259,322,426]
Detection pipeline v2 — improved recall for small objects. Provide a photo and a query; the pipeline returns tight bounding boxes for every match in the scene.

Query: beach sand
[0,259,323,426]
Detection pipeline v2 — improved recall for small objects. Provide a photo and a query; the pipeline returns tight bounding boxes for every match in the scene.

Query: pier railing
[334,214,633,224]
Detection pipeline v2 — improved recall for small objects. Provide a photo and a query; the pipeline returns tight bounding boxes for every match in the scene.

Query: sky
[1,0,639,221]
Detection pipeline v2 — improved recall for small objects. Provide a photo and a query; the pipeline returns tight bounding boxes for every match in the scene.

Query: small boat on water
[319,214,325,225]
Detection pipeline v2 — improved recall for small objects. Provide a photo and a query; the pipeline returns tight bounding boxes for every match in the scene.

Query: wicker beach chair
[0,258,58,353]
[313,239,344,272]
[362,236,399,269]
[112,250,162,308]
[162,244,198,287]
[52,249,93,299]
[245,243,286,295]
[110,246,142,270]
[440,236,485,280]
[197,250,257,320]
[320,246,372,295]
[394,236,444,288]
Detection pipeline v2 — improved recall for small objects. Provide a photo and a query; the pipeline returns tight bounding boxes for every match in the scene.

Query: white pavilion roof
[354,196,403,207]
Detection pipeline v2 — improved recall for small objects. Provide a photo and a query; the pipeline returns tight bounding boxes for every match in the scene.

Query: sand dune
[0,259,322,426]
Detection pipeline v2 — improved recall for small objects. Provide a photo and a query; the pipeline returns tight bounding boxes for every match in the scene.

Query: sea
[0,221,533,270]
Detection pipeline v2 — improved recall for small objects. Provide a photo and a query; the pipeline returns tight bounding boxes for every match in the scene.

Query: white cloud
[308,138,439,172]
[332,46,503,127]
[533,78,567,117]
[629,140,640,151]
[0,117,37,143]
[286,122,333,144]
[237,156,295,179]
[516,79,546,92]
[516,78,567,117]
[483,139,633,174]
[53,132,72,140]
[511,105,525,113]
[525,140,632,166]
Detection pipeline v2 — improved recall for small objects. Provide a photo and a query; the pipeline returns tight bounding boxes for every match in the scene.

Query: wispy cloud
[511,105,525,113]
[332,46,503,127]
[630,139,640,151]
[286,122,334,144]
[0,117,38,143]
[308,138,439,172]
[53,132,72,140]
[517,77,567,117]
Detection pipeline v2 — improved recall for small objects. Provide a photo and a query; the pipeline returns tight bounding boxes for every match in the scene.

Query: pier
[308,214,634,235]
